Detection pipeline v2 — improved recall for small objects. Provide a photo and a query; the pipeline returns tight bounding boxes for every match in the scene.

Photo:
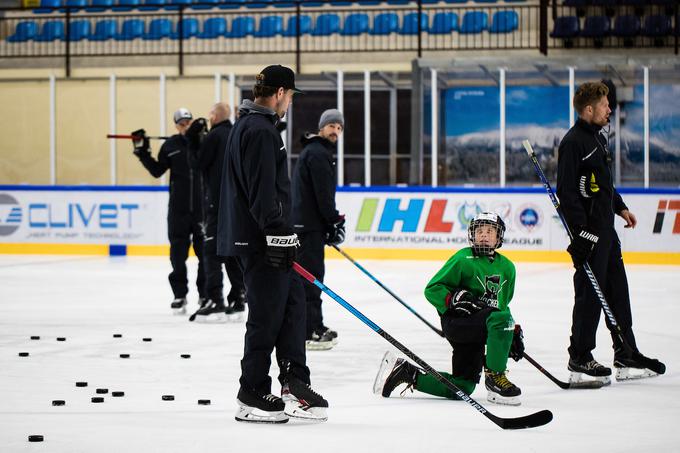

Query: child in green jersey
[374,212,525,406]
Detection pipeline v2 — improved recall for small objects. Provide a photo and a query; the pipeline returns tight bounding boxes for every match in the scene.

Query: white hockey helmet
[467,212,506,256]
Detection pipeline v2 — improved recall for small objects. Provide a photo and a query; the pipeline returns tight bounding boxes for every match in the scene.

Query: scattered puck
[52,400,66,406]
[28,435,44,442]
[119,353,130,359]
[18,352,29,357]
[161,395,175,401]
[91,397,104,403]
[76,381,88,387]
[96,388,109,394]
[142,338,152,342]
[113,334,122,338]
[180,354,191,359]
[112,391,125,397]
[30,336,40,340]
[56,337,66,342]
[197,399,211,405]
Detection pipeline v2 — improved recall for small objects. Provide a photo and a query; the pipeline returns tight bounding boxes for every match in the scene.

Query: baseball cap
[256,65,304,94]
[173,108,192,124]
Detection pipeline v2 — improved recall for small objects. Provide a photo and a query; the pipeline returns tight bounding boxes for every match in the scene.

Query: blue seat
[357,0,381,4]
[89,19,117,40]
[273,0,295,7]
[474,0,498,2]
[67,19,91,41]
[34,21,65,41]
[370,12,399,35]
[282,15,312,36]
[7,21,38,42]
[341,13,369,36]
[115,18,145,40]
[329,0,352,5]
[227,16,255,37]
[613,15,640,37]
[421,0,441,3]
[191,0,218,9]
[171,17,199,38]
[643,14,672,37]
[61,0,87,11]
[244,0,268,8]
[311,13,340,36]
[490,10,518,33]
[400,12,428,35]
[199,17,227,38]
[386,0,410,4]
[301,0,324,6]
[444,0,467,3]
[581,15,609,37]
[218,0,245,8]
[255,16,284,37]
[430,12,458,34]
[86,0,114,11]
[460,11,487,34]
[139,0,166,10]
[551,16,579,38]
[33,0,60,13]
[143,18,173,39]
[166,0,192,9]
[112,0,140,11]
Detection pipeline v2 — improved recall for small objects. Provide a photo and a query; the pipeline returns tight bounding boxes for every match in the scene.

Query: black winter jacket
[291,133,340,233]
[137,134,202,216]
[556,118,627,235]
[217,100,292,256]
[194,119,233,213]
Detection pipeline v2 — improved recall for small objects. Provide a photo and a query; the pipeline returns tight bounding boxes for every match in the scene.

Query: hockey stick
[522,140,633,357]
[523,352,603,389]
[331,245,445,337]
[106,134,170,140]
[293,262,553,430]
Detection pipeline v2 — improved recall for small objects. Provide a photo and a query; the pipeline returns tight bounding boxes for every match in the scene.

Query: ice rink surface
[1,254,678,452]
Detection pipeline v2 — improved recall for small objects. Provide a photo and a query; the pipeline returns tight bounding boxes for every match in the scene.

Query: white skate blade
[569,371,611,386]
[283,401,328,422]
[615,367,659,381]
[235,400,289,424]
[373,351,398,395]
[305,340,334,351]
[172,307,187,315]
[486,391,521,406]
[194,312,228,324]
[227,311,245,323]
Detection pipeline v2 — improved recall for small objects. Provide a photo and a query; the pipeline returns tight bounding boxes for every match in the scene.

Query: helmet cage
[467,212,506,256]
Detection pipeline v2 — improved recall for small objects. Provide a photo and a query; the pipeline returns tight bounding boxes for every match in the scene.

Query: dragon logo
[476,274,506,309]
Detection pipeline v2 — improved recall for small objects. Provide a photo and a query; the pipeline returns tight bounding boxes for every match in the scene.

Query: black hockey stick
[523,352,603,389]
[293,262,553,430]
[522,140,633,357]
[331,244,445,337]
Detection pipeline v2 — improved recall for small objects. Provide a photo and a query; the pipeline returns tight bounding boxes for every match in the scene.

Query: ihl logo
[653,200,680,235]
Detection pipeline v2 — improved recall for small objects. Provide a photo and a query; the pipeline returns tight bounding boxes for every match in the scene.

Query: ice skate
[614,351,666,381]
[235,387,288,424]
[568,357,612,386]
[373,351,420,397]
[281,376,328,422]
[193,299,228,323]
[170,297,187,315]
[305,328,335,351]
[320,325,338,345]
[225,289,246,322]
[485,368,521,406]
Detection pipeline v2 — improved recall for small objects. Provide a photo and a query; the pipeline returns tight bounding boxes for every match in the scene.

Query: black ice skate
[193,299,228,323]
[373,351,420,397]
[170,297,187,315]
[225,289,246,322]
[320,325,338,344]
[485,368,521,406]
[281,376,329,422]
[235,387,288,424]
[305,328,335,351]
[568,357,612,386]
[614,350,666,381]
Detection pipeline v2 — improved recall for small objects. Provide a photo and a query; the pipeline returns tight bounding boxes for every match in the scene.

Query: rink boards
[0,185,678,264]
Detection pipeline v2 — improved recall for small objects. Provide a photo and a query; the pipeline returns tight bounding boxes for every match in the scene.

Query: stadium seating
[191,0,219,9]
[143,18,173,39]
[400,12,429,35]
[581,15,610,38]
[226,16,255,37]
[643,14,672,37]
[282,15,312,36]
[218,0,246,9]
[311,13,341,36]
[67,19,92,41]
[430,11,458,34]
[115,18,145,39]
[273,0,296,7]
[489,10,518,33]
[33,0,60,14]
[138,0,165,10]
[90,19,118,40]
[551,16,579,38]
[341,13,370,36]
[61,0,88,11]
[254,15,284,37]
[460,11,487,34]
[112,0,141,11]
[86,0,114,12]
[171,17,200,38]
[166,0,192,10]
[34,21,65,41]
[613,15,640,37]
[370,12,399,35]
[7,21,38,42]
[198,17,227,38]
[329,0,353,6]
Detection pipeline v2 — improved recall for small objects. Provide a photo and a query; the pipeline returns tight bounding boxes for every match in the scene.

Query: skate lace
[398,382,415,397]
[263,393,279,403]
[492,372,513,390]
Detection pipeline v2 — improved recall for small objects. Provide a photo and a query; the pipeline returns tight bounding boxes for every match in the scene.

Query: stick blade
[522,139,534,156]
[494,409,553,430]
[569,380,605,389]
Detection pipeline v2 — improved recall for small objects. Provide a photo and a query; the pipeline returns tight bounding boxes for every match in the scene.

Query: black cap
[256,65,304,94]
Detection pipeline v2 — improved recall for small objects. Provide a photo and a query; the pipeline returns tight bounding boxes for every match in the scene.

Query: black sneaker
[380,357,420,398]
[485,368,521,406]
[193,299,228,323]
[236,387,288,424]
[281,376,328,421]
[170,297,187,315]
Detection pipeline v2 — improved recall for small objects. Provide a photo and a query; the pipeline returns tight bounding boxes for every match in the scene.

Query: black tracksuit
[291,133,340,337]
[137,134,205,300]
[217,100,309,394]
[192,119,244,304]
[556,118,637,362]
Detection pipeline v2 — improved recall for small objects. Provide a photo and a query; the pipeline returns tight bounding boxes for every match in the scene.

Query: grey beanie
[318,109,344,130]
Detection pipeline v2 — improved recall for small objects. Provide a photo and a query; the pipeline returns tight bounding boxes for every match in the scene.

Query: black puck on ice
[96,388,108,394]
[142,338,152,342]
[162,395,175,401]
[28,435,44,442]
[112,391,125,397]
[30,336,40,340]
[113,334,122,338]
[91,397,104,403]
[52,400,65,406]
[197,399,211,405]
[180,354,191,359]
[18,352,29,357]
[119,353,130,358]
[56,337,66,342]
[76,381,88,387]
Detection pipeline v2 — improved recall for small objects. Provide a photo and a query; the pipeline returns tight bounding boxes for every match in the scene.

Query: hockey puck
[91,397,104,403]
[56,337,66,342]
[52,400,65,406]
[28,435,44,442]
[96,388,108,394]
[119,353,130,358]
[161,395,175,401]
[112,391,125,397]
[113,334,122,338]
[180,354,191,359]
[30,336,40,340]
[75,381,88,387]
[197,399,211,405]
[18,352,29,357]
[142,338,152,342]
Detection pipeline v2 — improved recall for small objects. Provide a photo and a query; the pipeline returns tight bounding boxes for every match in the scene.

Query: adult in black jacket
[187,103,245,323]
[557,82,664,383]
[132,108,206,314]
[217,65,328,424]
[291,109,345,350]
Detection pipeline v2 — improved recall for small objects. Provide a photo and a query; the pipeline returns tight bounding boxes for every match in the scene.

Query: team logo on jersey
[653,199,680,235]
[457,202,483,231]
[475,274,507,309]
[516,204,542,233]
[0,193,21,237]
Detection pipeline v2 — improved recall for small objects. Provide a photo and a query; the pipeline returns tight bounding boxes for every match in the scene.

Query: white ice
[1,254,678,452]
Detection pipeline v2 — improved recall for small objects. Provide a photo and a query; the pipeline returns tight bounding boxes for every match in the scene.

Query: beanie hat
[318,109,344,130]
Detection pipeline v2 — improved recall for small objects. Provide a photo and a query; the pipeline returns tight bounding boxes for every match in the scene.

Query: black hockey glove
[131,129,150,157]
[185,118,208,149]
[325,215,346,246]
[509,324,524,362]
[264,231,299,269]
[567,226,599,268]
[445,288,487,318]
